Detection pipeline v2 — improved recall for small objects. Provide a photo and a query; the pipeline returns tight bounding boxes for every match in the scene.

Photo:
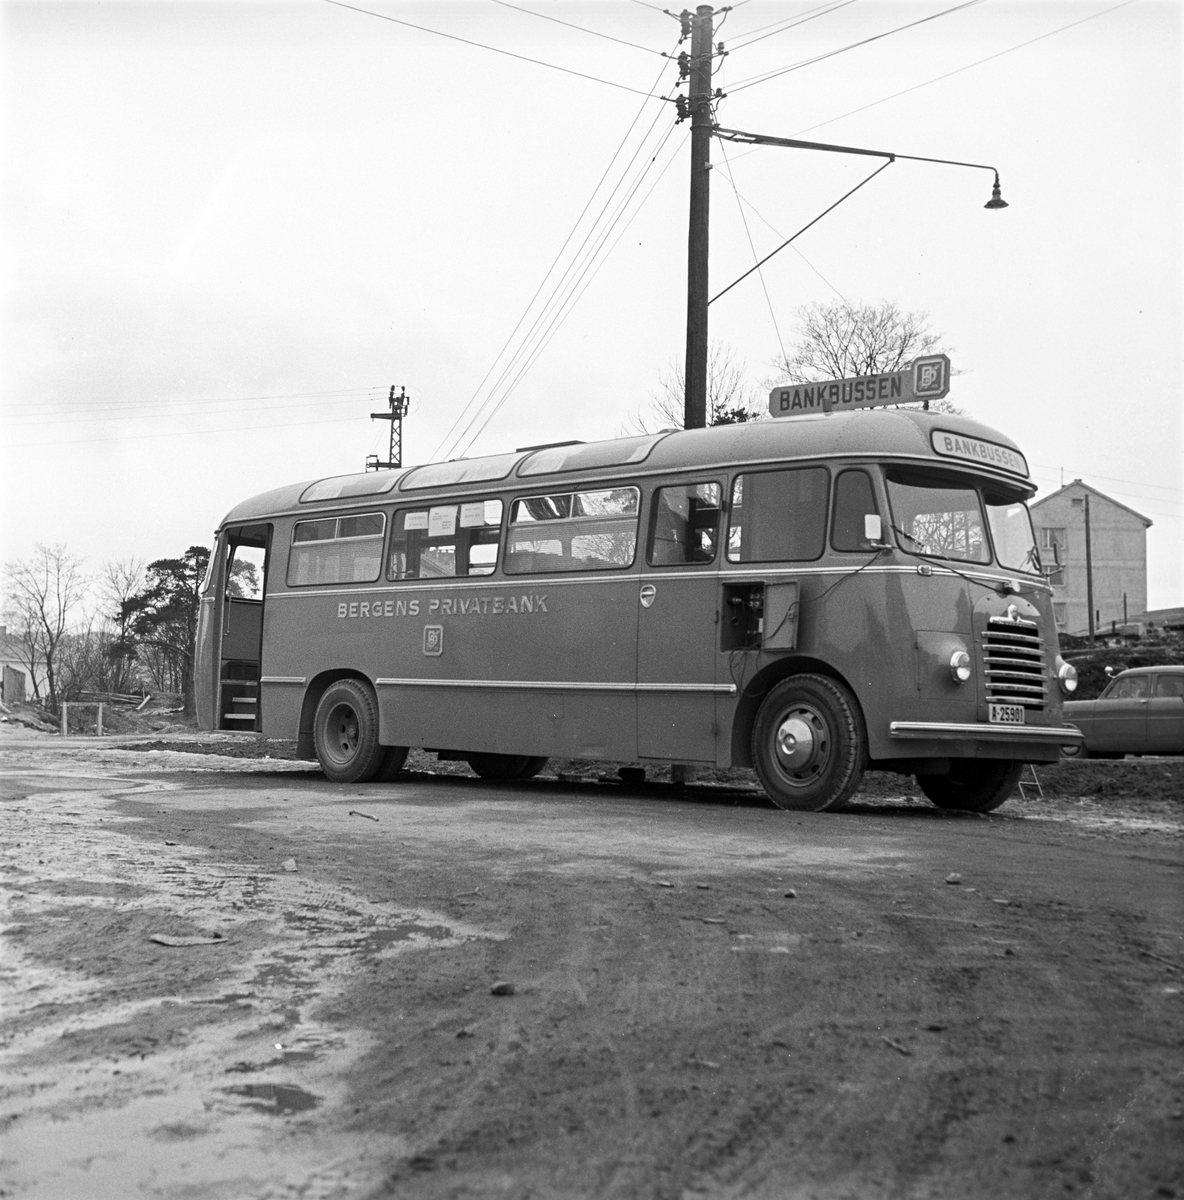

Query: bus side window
[287,512,385,586]
[648,482,722,567]
[388,499,503,581]
[726,468,829,563]
[506,487,639,573]
[830,470,880,552]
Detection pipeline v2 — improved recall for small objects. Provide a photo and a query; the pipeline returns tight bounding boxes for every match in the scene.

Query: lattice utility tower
[366,385,409,471]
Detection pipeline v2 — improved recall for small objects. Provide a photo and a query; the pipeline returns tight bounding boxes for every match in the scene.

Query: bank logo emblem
[913,355,949,398]
[423,625,444,656]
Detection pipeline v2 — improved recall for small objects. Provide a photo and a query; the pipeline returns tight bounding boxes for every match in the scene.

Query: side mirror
[864,514,883,542]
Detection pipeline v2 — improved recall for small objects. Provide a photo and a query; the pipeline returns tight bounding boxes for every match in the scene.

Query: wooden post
[683,4,713,430]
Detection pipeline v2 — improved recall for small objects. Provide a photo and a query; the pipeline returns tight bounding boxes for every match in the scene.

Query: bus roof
[218,407,1034,528]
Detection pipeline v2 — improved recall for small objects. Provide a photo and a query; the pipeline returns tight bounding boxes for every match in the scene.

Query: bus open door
[199,524,271,732]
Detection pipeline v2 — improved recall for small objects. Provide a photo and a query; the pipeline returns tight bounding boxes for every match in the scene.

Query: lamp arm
[713,126,1002,183]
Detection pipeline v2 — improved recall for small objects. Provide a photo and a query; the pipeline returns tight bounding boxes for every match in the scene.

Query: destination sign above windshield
[768,354,951,418]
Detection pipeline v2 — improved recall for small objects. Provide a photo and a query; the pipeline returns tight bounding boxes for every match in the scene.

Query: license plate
[989,703,1025,726]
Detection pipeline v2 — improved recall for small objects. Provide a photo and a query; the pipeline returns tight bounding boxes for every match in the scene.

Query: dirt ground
[1,731,1181,1200]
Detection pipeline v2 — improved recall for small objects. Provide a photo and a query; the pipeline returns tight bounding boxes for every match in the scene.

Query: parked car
[1062,665,1184,758]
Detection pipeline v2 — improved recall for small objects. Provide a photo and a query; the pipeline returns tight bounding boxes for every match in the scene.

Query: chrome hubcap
[775,715,816,771]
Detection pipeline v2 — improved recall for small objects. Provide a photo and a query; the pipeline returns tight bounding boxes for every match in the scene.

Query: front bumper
[889,721,1084,748]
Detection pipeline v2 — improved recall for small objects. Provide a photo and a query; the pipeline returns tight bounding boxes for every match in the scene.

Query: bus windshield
[886,470,989,564]
[984,492,1041,574]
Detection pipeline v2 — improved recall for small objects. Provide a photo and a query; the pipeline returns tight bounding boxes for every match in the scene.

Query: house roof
[1030,479,1152,528]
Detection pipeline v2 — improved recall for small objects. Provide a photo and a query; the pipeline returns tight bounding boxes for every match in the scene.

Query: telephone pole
[1084,493,1095,645]
[366,385,409,471]
[683,5,714,430]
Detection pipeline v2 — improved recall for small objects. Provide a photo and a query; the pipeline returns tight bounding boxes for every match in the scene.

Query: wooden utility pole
[683,5,714,430]
[1084,493,1095,644]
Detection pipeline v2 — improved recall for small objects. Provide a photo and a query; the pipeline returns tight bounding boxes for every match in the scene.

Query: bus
[194,406,1082,812]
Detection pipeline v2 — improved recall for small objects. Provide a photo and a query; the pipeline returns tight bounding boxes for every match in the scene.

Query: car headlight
[1055,656,1078,694]
[950,650,972,684]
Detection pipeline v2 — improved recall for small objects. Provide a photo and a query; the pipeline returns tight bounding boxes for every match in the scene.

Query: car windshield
[885,471,989,564]
[984,492,1041,574]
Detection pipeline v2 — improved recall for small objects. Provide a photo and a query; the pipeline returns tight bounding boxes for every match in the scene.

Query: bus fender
[728,655,865,769]
[297,669,375,760]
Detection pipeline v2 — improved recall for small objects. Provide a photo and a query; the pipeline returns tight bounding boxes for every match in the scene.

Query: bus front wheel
[915,760,1023,812]
[466,753,549,781]
[751,674,866,811]
[313,680,387,784]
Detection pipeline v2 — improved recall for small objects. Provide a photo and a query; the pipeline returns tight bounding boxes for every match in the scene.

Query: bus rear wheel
[915,760,1023,812]
[466,753,549,781]
[313,680,386,784]
[751,674,866,811]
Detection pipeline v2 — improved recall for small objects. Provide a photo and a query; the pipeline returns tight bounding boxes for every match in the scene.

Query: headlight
[950,650,972,683]
[1056,656,1078,694]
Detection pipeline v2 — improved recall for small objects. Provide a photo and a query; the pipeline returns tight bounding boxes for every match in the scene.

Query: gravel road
[1,736,1181,1200]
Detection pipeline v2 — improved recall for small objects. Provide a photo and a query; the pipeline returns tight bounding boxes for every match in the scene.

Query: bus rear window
[287,512,386,586]
[389,499,503,580]
[727,468,828,563]
[506,487,639,573]
[886,471,988,564]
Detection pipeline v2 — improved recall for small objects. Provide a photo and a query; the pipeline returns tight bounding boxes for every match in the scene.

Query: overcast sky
[3,0,1180,608]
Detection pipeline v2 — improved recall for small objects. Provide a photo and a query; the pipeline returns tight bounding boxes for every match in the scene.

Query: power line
[487,0,666,56]
[712,155,848,300]
[451,125,687,459]
[433,47,682,462]
[322,0,658,98]
[1028,472,1182,522]
[7,411,372,451]
[727,0,985,93]
[716,139,787,364]
[433,100,674,461]
[728,0,860,51]
[791,0,1140,136]
[709,159,894,305]
[5,391,383,420]
[445,116,681,460]
[1030,464,1184,500]
[5,392,381,428]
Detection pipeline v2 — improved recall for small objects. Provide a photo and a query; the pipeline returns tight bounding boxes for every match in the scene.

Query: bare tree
[770,300,963,415]
[627,342,764,433]
[101,557,146,695]
[3,544,88,711]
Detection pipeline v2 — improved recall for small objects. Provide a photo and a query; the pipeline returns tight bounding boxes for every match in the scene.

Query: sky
[2,0,1181,610]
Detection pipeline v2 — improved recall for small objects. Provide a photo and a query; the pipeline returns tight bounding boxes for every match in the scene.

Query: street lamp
[713,127,1009,210]
[681,125,1009,426]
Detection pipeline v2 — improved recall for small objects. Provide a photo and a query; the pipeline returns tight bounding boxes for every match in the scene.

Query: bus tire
[313,680,386,784]
[915,760,1023,812]
[373,745,410,782]
[751,674,866,811]
[466,753,548,781]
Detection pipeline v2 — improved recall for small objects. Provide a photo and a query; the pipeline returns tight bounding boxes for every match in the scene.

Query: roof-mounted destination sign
[930,430,1029,478]
[768,354,951,418]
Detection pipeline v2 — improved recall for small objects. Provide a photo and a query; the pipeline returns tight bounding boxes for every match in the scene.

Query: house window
[1053,602,1068,627]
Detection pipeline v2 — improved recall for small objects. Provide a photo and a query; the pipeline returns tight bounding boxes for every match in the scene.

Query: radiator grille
[983,617,1047,708]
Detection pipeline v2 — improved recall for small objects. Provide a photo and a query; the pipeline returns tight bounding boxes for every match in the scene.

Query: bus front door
[215,525,271,732]
[636,574,720,765]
